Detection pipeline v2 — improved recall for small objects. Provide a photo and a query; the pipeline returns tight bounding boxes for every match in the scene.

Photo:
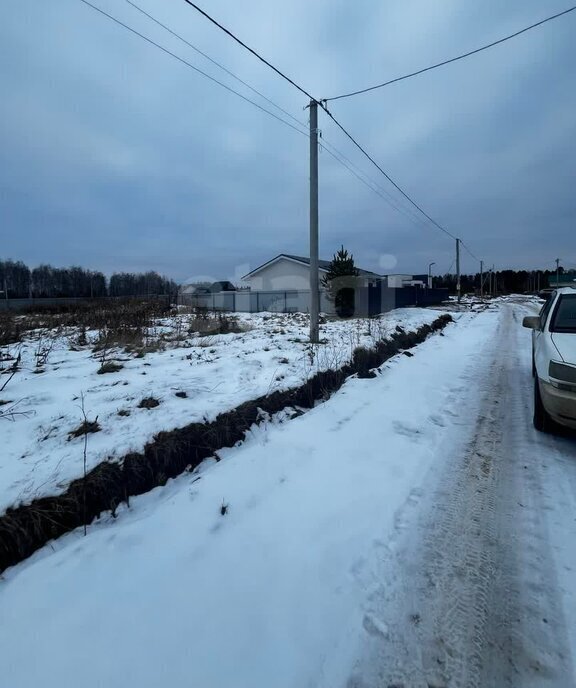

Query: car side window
[550,294,576,333]
[539,292,556,330]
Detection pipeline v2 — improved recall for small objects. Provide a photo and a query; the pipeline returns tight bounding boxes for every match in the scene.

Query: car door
[534,292,556,377]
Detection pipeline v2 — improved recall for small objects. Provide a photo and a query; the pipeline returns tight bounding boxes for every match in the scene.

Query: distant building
[241,254,381,291]
[179,254,447,315]
[383,273,428,288]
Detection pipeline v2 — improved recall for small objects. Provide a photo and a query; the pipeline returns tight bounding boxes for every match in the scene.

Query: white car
[523,288,576,432]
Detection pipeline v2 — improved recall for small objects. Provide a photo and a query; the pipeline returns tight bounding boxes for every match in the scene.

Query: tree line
[434,267,572,294]
[323,246,572,300]
[0,259,178,299]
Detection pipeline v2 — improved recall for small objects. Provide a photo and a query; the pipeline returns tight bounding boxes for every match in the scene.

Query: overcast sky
[1,0,575,283]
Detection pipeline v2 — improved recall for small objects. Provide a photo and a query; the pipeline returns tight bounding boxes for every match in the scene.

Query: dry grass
[68,419,101,438]
[1,298,169,344]
[97,361,123,374]
[188,312,250,337]
[1,303,253,371]
[0,312,26,346]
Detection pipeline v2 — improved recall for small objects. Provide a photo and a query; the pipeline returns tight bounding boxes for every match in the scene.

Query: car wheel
[533,378,552,433]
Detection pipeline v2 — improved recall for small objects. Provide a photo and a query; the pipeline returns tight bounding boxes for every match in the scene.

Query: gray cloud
[1,0,574,282]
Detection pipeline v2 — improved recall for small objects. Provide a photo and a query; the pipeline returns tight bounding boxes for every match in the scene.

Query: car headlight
[549,361,576,391]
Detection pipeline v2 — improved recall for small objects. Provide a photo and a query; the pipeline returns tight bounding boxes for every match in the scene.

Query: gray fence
[179,286,449,316]
[178,290,335,314]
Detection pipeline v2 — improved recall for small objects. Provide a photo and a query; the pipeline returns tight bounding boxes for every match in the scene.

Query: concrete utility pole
[555,258,560,288]
[456,238,461,303]
[480,260,484,299]
[309,100,320,343]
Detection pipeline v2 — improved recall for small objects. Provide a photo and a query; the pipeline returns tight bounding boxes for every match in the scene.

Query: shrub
[138,396,160,409]
[97,361,123,374]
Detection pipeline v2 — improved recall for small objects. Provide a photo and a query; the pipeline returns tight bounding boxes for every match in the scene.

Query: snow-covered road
[1,299,575,688]
[349,298,576,687]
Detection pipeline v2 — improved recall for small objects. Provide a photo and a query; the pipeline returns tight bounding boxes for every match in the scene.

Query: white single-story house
[178,256,445,314]
[241,254,381,291]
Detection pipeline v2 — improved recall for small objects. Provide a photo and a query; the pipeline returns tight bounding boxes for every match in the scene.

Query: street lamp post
[428,262,436,289]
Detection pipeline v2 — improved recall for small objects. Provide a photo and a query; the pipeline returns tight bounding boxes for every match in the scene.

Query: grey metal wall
[178,290,335,314]
[178,286,448,316]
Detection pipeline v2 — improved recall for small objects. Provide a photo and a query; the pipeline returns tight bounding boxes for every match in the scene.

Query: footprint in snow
[392,420,423,440]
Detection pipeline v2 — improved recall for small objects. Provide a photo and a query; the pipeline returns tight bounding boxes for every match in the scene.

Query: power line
[325,5,576,102]
[321,104,459,241]
[80,0,485,262]
[322,106,487,262]
[180,0,318,102]
[460,240,480,263]
[321,138,405,208]
[178,0,484,256]
[322,136,488,266]
[320,138,449,233]
[123,0,307,130]
[321,141,422,222]
[76,0,309,139]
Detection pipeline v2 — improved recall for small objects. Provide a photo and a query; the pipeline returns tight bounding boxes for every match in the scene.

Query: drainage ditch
[0,314,452,573]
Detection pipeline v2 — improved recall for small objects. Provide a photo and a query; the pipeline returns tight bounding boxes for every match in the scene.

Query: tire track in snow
[347,300,575,688]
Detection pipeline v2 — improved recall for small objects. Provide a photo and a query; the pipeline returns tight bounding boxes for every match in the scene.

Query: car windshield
[551,294,576,333]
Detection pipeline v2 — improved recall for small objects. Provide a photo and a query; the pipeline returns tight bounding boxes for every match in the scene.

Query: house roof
[242,253,381,280]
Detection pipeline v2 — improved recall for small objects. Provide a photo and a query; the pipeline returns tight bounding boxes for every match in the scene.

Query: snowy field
[4,298,575,687]
[2,298,576,687]
[0,307,441,514]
